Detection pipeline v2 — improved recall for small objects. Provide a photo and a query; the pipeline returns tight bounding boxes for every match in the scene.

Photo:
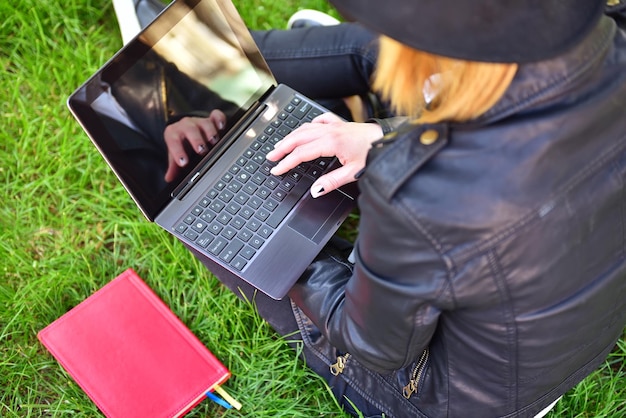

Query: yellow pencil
[213,385,242,410]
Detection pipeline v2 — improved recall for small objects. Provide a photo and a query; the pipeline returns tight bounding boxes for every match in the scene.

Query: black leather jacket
[289,13,626,418]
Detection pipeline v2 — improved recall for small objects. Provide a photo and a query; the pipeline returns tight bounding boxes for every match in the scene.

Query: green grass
[0,0,623,417]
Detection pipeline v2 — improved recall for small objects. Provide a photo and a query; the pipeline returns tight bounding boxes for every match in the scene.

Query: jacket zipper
[330,353,351,376]
[330,349,429,399]
[403,348,429,399]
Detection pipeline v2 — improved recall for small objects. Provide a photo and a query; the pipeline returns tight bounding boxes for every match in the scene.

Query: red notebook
[38,268,231,418]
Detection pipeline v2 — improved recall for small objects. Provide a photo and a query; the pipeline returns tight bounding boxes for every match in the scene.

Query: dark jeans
[251,23,383,120]
[252,24,378,98]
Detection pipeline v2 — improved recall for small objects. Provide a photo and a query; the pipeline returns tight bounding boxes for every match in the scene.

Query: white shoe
[287,9,340,29]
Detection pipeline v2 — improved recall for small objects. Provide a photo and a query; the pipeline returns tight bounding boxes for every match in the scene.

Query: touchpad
[288,191,351,244]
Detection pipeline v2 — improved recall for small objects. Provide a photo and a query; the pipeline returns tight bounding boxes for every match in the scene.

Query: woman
[182,0,626,416]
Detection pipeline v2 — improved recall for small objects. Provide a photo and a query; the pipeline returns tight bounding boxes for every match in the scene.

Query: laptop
[68,0,358,300]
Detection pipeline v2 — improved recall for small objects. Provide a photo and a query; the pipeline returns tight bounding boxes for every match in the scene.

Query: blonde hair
[373,36,518,123]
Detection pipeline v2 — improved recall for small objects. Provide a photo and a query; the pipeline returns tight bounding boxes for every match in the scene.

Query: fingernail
[219,121,225,130]
[209,135,218,144]
[311,185,325,198]
[179,157,187,166]
[198,144,206,152]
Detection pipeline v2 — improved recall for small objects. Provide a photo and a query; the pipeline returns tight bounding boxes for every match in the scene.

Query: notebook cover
[38,268,230,418]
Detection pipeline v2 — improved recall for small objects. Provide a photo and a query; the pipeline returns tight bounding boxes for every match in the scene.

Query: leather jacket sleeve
[367,116,410,135]
[289,130,451,374]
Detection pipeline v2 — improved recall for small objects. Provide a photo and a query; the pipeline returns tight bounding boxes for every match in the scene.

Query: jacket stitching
[451,134,626,264]
[477,18,614,125]
[486,249,519,411]
[619,158,626,261]
[395,195,459,309]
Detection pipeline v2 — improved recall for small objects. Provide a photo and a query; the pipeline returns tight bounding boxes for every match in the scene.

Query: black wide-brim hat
[328,0,606,63]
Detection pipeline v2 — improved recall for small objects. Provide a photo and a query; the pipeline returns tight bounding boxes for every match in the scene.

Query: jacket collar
[478,16,616,125]
[362,17,617,201]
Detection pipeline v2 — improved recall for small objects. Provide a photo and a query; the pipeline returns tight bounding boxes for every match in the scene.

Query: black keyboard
[174,96,332,271]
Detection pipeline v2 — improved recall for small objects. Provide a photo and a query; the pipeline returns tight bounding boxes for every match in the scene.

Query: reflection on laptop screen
[69,0,275,218]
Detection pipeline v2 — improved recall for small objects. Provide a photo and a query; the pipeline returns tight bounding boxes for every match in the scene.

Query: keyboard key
[254,208,271,222]
[284,116,299,128]
[227,181,243,193]
[208,222,224,235]
[237,228,253,242]
[272,189,287,201]
[308,107,323,119]
[263,199,279,211]
[249,236,265,249]
[246,219,261,232]
[234,192,249,205]
[220,239,244,262]
[281,179,296,191]
[230,256,247,271]
[243,183,258,195]
[258,226,273,239]
[209,200,225,213]
[199,197,211,207]
[264,177,279,189]
[248,196,263,209]
[240,246,256,260]
[256,187,271,200]
[221,226,238,240]
[277,126,292,137]
[191,220,208,233]
[184,230,199,241]
[200,210,216,223]
[217,212,232,225]
[196,232,214,248]
[239,207,254,219]
[218,190,234,202]
[208,237,228,255]
[231,216,246,230]
[294,102,312,119]
[225,202,241,215]
[251,173,265,185]
[244,161,260,173]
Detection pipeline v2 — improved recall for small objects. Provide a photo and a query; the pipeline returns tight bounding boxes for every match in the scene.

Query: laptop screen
[68,0,275,220]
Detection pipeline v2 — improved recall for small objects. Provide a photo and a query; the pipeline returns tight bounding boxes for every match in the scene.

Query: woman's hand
[266,113,383,197]
[163,110,227,182]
